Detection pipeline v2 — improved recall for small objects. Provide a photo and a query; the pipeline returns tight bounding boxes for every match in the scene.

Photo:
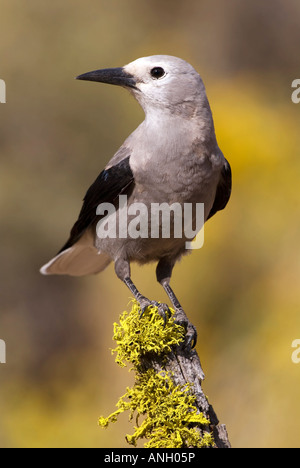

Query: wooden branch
[141,343,231,449]
[100,303,231,448]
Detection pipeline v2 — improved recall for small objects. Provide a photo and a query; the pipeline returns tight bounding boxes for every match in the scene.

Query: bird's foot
[139,298,171,326]
[173,308,197,349]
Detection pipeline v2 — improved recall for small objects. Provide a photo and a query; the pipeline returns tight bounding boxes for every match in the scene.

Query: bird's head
[77,55,208,118]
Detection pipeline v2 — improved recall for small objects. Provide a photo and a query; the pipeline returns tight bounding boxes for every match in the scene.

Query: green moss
[99,301,214,448]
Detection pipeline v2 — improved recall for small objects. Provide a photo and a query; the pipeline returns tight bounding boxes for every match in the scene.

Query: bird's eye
[150,67,166,79]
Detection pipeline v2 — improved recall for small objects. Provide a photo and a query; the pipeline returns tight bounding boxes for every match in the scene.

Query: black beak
[76,67,137,90]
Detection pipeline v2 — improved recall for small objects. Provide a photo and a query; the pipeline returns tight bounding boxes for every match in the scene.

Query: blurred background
[0,0,300,448]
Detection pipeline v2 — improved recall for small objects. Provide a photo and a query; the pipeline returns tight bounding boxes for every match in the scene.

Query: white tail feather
[40,230,112,276]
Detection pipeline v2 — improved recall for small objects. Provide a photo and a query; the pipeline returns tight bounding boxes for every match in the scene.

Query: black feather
[58,157,134,253]
[207,159,232,220]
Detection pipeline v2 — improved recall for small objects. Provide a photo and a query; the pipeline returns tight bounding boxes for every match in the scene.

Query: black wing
[58,156,134,253]
[207,159,232,221]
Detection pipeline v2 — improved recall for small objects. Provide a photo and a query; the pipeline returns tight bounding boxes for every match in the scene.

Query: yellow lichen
[112,301,185,368]
[99,300,214,448]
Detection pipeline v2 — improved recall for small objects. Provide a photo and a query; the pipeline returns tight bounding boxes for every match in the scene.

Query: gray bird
[40,55,231,347]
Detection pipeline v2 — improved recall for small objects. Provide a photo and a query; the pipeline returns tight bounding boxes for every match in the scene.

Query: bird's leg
[123,277,171,325]
[115,258,171,324]
[162,282,197,348]
[156,259,197,348]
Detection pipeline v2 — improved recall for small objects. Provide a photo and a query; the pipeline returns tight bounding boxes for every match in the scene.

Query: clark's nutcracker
[41,55,231,347]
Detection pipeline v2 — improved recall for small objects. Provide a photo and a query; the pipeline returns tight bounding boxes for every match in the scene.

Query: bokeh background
[1,0,300,448]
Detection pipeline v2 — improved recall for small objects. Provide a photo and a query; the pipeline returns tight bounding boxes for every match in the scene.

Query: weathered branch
[99,302,231,448]
[142,345,231,448]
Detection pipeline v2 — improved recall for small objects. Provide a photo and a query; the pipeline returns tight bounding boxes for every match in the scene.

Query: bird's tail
[40,230,112,276]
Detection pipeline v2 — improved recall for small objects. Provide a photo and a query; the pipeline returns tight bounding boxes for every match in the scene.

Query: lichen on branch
[99,301,214,448]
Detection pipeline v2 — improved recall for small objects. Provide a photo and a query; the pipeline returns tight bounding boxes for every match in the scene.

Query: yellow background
[0,0,300,448]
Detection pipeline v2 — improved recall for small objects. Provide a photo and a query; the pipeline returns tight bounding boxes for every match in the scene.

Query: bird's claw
[138,299,197,347]
[185,324,198,349]
[174,309,198,349]
[139,299,171,327]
